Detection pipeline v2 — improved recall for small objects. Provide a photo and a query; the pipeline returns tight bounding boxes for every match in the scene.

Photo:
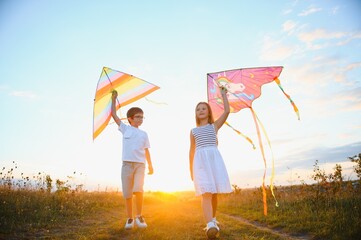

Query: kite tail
[252,110,279,208]
[274,78,300,120]
[145,97,168,105]
[250,107,267,216]
[224,122,256,149]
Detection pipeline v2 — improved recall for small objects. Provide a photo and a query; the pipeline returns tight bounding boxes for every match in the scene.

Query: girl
[189,86,232,239]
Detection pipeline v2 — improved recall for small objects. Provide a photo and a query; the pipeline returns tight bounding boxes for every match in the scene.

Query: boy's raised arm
[111,90,121,126]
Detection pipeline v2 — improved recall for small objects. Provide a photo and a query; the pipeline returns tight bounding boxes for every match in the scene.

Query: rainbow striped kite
[93,67,160,140]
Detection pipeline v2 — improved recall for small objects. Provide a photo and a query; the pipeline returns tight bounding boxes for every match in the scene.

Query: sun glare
[144,167,193,193]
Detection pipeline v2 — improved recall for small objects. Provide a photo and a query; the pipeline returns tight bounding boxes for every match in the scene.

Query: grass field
[1,155,360,239]
[0,187,360,240]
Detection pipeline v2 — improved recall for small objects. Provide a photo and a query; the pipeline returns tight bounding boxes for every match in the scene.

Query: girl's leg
[212,194,218,218]
[203,193,219,238]
[201,193,213,222]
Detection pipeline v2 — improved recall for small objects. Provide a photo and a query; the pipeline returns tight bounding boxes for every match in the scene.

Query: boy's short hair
[127,107,143,118]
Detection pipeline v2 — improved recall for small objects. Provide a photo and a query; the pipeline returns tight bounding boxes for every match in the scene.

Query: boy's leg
[134,192,143,216]
[122,162,134,218]
[133,163,147,228]
[134,192,147,228]
[124,197,134,230]
[133,163,146,215]
[125,197,133,219]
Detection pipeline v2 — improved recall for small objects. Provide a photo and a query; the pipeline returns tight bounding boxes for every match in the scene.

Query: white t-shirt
[118,121,150,163]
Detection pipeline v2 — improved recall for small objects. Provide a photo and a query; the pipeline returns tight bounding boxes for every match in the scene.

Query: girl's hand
[220,86,227,95]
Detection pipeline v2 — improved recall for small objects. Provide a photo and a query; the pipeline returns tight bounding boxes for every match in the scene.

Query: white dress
[192,124,232,196]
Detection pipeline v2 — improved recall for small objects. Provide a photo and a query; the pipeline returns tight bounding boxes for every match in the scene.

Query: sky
[0,0,360,192]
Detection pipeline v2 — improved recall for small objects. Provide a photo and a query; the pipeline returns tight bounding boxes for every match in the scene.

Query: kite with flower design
[207,66,299,215]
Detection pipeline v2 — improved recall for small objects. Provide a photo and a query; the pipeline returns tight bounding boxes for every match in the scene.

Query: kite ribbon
[250,108,280,215]
[274,78,300,120]
[225,84,279,215]
[225,122,256,149]
[250,107,268,216]
[145,97,168,105]
[251,109,279,208]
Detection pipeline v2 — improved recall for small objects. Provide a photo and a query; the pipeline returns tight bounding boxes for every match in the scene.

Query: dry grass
[0,190,286,239]
[218,184,361,239]
[1,155,360,239]
[1,186,360,239]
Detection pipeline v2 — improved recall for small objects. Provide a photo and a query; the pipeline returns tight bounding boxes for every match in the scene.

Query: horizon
[1,153,359,193]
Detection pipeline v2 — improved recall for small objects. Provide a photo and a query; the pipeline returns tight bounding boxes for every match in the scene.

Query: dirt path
[220,213,312,240]
[4,209,313,240]
[34,206,312,240]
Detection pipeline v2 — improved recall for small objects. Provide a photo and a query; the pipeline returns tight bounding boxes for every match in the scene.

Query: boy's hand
[148,165,154,175]
[111,90,118,100]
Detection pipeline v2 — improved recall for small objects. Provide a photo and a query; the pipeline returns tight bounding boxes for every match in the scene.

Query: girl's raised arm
[214,87,230,132]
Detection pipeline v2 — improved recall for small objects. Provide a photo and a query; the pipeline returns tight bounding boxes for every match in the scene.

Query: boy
[111,90,154,229]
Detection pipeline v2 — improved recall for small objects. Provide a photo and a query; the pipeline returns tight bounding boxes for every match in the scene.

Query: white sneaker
[205,221,219,239]
[135,215,147,228]
[124,218,134,230]
[212,217,220,230]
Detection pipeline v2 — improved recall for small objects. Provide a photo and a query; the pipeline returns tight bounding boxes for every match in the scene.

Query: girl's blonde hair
[195,102,214,127]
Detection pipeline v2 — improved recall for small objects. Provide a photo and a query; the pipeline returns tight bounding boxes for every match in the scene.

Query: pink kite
[207,66,299,215]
